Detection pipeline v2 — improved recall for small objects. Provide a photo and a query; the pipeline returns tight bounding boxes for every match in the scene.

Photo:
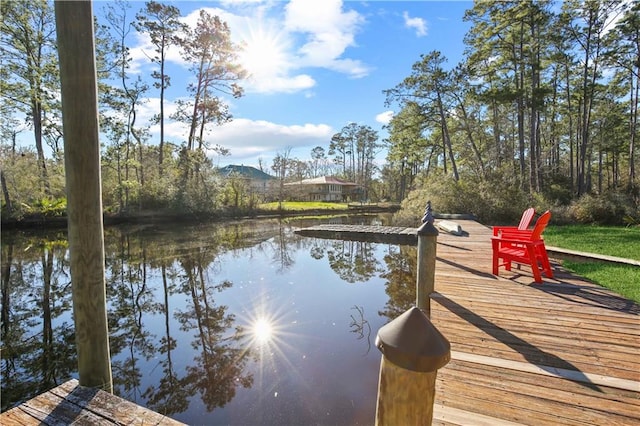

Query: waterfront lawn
[544,225,640,303]
[543,225,640,260]
[259,201,349,211]
[562,261,639,303]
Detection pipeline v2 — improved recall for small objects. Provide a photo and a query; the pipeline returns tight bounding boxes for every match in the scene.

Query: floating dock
[295,224,418,245]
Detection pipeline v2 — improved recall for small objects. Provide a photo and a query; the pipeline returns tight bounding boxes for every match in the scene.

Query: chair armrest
[493,225,522,236]
[491,236,545,245]
[496,229,535,239]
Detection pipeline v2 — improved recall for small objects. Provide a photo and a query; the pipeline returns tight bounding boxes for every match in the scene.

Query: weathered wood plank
[451,351,640,392]
[433,403,526,426]
[294,224,418,245]
[442,360,640,414]
[0,379,184,426]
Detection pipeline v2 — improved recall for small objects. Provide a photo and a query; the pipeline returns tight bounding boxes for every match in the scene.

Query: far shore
[1,203,402,231]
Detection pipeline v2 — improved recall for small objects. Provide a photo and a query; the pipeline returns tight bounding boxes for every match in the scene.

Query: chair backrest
[530,210,551,240]
[518,207,535,230]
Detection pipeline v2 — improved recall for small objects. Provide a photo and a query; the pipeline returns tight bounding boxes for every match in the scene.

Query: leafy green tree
[384,51,459,181]
[603,1,639,189]
[134,1,185,172]
[100,0,151,213]
[384,102,433,200]
[0,0,59,195]
[328,131,350,178]
[309,146,326,177]
[561,0,624,195]
[464,0,553,191]
[329,123,380,197]
[174,10,245,153]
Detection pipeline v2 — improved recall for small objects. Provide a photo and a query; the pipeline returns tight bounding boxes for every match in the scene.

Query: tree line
[380,0,638,223]
[1,0,638,223]
[0,0,383,219]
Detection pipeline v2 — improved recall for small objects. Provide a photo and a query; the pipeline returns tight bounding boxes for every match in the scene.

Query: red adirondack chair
[492,207,535,237]
[491,210,553,283]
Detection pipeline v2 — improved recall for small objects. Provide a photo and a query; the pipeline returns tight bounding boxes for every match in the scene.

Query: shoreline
[0,204,401,231]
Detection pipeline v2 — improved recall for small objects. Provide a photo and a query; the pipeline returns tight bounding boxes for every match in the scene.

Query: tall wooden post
[416,201,438,317]
[55,0,113,393]
[375,307,450,425]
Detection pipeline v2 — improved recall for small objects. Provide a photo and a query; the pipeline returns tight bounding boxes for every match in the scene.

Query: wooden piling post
[416,201,438,317]
[375,307,450,425]
[54,0,113,393]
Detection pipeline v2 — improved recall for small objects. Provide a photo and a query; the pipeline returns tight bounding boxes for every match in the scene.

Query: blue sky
[100,0,473,170]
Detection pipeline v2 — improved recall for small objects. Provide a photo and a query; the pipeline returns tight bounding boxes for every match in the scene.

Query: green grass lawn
[544,225,640,303]
[544,225,640,260]
[258,201,350,211]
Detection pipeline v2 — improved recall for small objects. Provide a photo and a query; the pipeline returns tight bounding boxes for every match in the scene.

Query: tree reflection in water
[1,232,76,410]
[379,245,418,320]
[2,215,420,424]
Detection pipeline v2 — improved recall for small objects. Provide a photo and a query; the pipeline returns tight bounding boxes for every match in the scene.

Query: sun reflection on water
[252,318,274,345]
[241,301,303,379]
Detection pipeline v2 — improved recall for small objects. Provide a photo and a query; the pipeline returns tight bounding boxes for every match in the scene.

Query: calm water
[1,214,418,425]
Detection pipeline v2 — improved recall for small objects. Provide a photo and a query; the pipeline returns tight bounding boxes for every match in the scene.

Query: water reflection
[1,214,418,424]
[349,306,372,355]
[252,318,273,344]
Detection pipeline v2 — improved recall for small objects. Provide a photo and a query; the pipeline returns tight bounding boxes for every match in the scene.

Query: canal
[1,214,418,425]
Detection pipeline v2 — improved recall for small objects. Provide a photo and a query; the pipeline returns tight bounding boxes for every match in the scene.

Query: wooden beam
[54,0,113,393]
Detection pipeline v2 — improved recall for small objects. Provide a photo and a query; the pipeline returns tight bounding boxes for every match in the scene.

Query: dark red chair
[491,210,553,283]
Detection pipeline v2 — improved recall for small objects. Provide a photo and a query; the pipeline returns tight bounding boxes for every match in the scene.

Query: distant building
[285,176,361,202]
[218,165,276,196]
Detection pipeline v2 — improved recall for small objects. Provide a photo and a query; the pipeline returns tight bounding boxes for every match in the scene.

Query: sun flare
[252,318,274,344]
[239,26,287,78]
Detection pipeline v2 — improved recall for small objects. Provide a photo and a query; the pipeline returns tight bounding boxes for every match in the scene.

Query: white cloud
[128,95,332,165]
[376,111,394,125]
[284,0,371,78]
[204,118,334,166]
[403,11,428,37]
[248,74,316,94]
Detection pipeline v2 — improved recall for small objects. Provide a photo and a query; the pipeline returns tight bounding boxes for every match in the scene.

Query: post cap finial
[422,200,434,225]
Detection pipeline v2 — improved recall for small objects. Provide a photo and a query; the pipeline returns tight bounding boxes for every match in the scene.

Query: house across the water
[218,165,276,197]
[285,176,361,202]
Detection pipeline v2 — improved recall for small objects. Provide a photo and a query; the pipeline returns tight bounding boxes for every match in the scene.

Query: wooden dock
[299,219,640,425]
[295,224,419,245]
[0,379,184,425]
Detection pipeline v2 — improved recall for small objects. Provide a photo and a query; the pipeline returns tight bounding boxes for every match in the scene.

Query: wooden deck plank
[0,379,184,426]
[450,351,640,392]
[433,403,526,426]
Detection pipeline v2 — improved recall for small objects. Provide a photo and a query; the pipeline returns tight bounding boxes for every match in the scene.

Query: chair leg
[540,249,553,278]
[527,245,543,283]
[533,245,553,278]
[492,241,499,275]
